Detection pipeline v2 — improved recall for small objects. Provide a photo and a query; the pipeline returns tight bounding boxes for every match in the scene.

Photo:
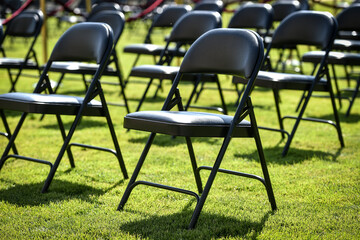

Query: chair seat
[234,71,328,91]
[46,61,116,75]
[302,51,360,66]
[123,43,186,56]
[0,57,38,68]
[333,39,360,51]
[124,111,253,137]
[0,92,103,116]
[130,65,179,79]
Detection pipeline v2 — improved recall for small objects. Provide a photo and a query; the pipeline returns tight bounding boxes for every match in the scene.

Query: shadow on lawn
[0,179,120,206]
[235,145,342,165]
[120,210,273,239]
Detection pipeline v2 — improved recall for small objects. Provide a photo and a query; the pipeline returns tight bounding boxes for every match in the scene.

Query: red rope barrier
[126,0,165,22]
[2,0,34,25]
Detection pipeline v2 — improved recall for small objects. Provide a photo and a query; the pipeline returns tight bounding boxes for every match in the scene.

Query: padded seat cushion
[0,57,37,68]
[123,43,186,56]
[333,39,360,51]
[130,65,179,79]
[0,92,103,116]
[47,61,116,74]
[234,71,328,91]
[302,51,360,65]
[124,111,253,137]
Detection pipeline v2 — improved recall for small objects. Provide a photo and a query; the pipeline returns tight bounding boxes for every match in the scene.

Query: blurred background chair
[45,10,131,113]
[233,10,344,156]
[0,9,43,92]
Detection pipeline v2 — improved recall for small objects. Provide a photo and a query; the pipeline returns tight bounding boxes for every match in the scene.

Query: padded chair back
[152,5,192,28]
[271,10,337,50]
[193,0,224,13]
[48,22,113,65]
[168,11,222,43]
[87,2,121,20]
[4,10,43,37]
[87,10,125,45]
[180,29,264,79]
[272,0,300,22]
[336,4,360,31]
[228,3,274,33]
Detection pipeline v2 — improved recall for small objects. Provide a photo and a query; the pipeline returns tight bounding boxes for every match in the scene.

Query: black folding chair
[118,28,277,229]
[233,10,344,156]
[301,4,360,116]
[0,22,128,193]
[127,11,223,113]
[0,9,43,92]
[45,10,130,113]
[193,0,224,14]
[123,4,192,76]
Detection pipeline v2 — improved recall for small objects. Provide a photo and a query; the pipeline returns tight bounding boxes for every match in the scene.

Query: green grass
[0,5,359,239]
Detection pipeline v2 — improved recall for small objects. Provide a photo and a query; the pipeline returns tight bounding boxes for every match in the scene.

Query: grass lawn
[0,3,359,239]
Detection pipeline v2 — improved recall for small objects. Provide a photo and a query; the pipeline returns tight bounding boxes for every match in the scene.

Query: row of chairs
[0,1,358,230]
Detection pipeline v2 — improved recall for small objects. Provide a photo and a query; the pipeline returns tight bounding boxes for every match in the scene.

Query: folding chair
[46,10,130,113]
[127,11,223,113]
[0,9,43,92]
[123,5,191,74]
[0,22,128,193]
[301,4,360,116]
[233,10,344,156]
[118,28,277,229]
[193,0,224,13]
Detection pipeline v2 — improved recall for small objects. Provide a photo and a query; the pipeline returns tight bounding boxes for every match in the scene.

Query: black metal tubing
[0,109,18,154]
[258,126,290,138]
[129,180,200,202]
[2,154,53,168]
[198,166,266,186]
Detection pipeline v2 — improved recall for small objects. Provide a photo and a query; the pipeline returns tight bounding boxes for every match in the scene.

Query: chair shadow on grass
[0,178,123,207]
[120,209,273,240]
[235,145,342,165]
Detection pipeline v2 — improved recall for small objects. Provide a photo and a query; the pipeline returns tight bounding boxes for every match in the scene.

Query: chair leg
[0,110,18,154]
[185,78,201,111]
[328,83,345,148]
[56,114,75,168]
[102,100,128,179]
[136,78,154,112]
[0,113,28,170]
[331,64,342,108]
[118,133,156,210]
[82,74,89,91]
[346,76,359,117]
[215,76,227,115]
[185,137,203,194]
[114,53,131,114]
[273,90,286,139]
[282,89,311,156]
[54,73,66,94]
[188,134,232,229]
[124,54,141,86]
[249,103,277,211]
[41,112,84,193]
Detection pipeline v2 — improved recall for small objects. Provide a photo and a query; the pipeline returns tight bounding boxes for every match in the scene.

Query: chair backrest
[272,0,300,22]
[336,4,360,32]
[193,0,224,14]
[180,29,264,80]
[4,9,43,38]
[152,5,193,28]
[167,11,222,44]
[87,2,121,20]
[144,5,192,43]
[87,10,125,46]
[271,10,337,50]
[228,3,274,36]
[48,22,114,65]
